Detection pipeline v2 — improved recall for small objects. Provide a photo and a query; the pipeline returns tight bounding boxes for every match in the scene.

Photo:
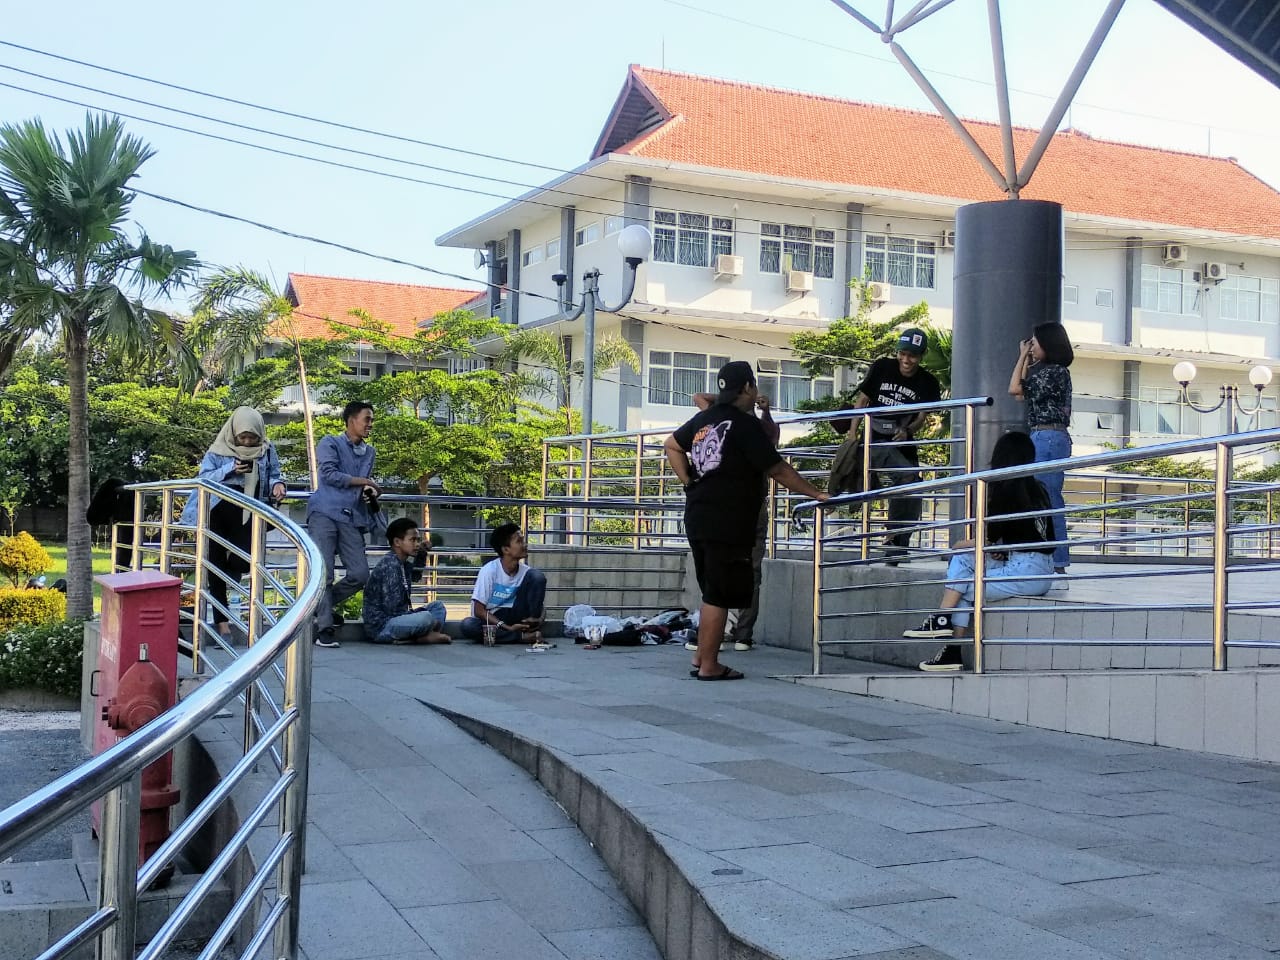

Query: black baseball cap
[716,361,757,403]
[897,328,928,356]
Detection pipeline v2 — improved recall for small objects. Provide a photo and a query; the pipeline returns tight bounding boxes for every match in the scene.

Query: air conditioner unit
[1201,261,1227,283]
[867,281,891,302]
[713,254,743,279]
[1162,243,1187,265]
[940,229,957,249]
[786,269,814,293]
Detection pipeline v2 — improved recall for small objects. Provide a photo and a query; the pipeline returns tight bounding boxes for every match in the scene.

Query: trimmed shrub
[0,619,85,697]
[0,587,67,630]
[0,531,52,587]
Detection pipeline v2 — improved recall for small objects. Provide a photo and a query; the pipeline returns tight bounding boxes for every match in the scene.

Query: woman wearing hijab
[180,407,285,641]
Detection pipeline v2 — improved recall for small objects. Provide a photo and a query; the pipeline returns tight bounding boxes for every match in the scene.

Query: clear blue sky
[1,0,1276,301]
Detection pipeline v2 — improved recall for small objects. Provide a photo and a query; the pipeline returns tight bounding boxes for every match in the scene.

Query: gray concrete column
[623,175,651,226]
[560,207,576,301]
[952,199,1063,468]
[507,229,521,326]
[1120,236,1144,447]
[619,317,645,429]
[485,239,501,318]
[843,203,865,318]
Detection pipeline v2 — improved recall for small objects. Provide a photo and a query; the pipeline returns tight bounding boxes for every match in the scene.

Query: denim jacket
[306,433,377,529]
[179,445,283,526]
[361,550,425,637]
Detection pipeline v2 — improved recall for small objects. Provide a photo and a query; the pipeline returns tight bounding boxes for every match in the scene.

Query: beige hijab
[209,407,268,518]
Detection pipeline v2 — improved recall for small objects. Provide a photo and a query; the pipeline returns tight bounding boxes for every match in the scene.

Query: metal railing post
[767,478,778,561]
[859,414,873,560]
[811,508,825,676]
[243,517,264,758]
[633,433,644,550]
[972,477,988,675]
[539,441,550,499]
[274,545,314,960]
[97,773,142,960]
[131,489,144,570]
[1212,442,1230,671]
[159,489,173,574]
[1099,476,1108,556]
[963,403,977,539]
[191,487,210,675]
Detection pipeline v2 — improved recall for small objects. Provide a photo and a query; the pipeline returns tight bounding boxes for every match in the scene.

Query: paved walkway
[302,636,1280,960]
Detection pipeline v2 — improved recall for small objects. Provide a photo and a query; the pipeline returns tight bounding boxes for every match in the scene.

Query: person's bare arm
[767,460,829,501]
[664,434,694,487]
[691,392,714,412]
[1009,340,1033,400]
[757,395,781,446]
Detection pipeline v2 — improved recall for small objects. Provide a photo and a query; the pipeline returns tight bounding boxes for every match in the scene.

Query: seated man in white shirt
[461,523,547,644]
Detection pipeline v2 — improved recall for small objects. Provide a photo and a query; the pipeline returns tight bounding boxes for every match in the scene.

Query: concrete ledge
[789,667,1280,763]
[426,702,872,960]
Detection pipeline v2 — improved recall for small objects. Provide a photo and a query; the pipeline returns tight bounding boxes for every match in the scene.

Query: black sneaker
[918,645,963,672]
[332,612,345,627]
[315,629,341,649]
[904,613,954,639]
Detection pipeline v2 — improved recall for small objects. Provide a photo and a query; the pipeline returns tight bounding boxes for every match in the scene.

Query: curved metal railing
[794,425,1280,674]
[0,479,324,960]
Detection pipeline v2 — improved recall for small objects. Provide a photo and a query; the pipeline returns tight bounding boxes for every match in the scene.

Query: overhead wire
[0,47,1273,249]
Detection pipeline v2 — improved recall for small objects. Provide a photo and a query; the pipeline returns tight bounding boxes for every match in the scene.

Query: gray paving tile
[401,900,569,960]
[770,813,966,868]
[298,879,429,959]
[854,898,1121,960]
[813,787,988,833]
[342,839,498,909]
[470,859,639,932]
[702,878,914,959]
[546,924,663,960]
[857,750,1021,784]
[701,758,864,795]
[477,777,577,830]
[717,842,946,909]
[661,720,786,747]
[1091,812,1280,864]
[588,751,732,785]
[959,800,1133,848]
[306,788,424,846]
[636,800,803,851]
[357,764,478,818]
[528,826,632,900]
[888,857,1145,932]
[833,770,1007,807]
[1055,914,1278,959]
[922,826,1150,883]
[618,732,755,764]
[603,704,702,726]
[754,742,891,772]
[418,807,555,865]
[667,777,830,820]
[1071,873,1280,950]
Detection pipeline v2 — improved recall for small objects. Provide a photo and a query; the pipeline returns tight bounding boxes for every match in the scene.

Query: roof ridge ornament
[827,0,1127,199]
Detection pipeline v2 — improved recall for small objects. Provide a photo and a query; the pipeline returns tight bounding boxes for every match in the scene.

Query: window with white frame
[755,359,834,411]
[1238,395,1279,431]
[1063,284,1078,304]
[546,238,561,261]
[1138,385,1202,436]
[1096,289,1114,308]
[865,234,936,289]
[652,210,733,267]
[1219,274,1280,324]
[647,350,730,405]
[575,222,600,247]
[604,215,624,236]
[521,245,545,268]
[760,223,836,279]
[1140,264,1199,315]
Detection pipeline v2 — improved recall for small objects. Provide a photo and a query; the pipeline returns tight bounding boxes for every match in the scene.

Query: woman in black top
[905,431,1056,671]
[1009,322,1074,574]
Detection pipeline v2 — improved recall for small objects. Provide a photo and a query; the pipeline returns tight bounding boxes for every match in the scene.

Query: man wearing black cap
[854,328,942,558]
[665,361,829,681]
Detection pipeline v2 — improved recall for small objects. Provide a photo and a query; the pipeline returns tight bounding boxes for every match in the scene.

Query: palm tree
[504,328,640,435]
[0,115,197,617]
[189,267,320,487]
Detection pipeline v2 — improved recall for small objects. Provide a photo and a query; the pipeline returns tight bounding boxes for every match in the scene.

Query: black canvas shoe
[918,645,964,672]
[903,613,955,639]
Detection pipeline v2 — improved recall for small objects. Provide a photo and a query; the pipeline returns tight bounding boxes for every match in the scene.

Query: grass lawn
[42,543,113,609]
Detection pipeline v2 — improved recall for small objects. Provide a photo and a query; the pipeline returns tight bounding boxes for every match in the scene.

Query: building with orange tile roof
[439,66,1280,446]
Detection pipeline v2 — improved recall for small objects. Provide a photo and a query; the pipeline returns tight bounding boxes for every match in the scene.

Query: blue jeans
[945,549,1055,628]
[461,568,547,643]
[307,513,370,630]
[1031,428,1071,569]
[371,601,447,644]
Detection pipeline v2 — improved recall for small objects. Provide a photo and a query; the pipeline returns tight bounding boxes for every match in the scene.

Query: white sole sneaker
[903,627,954,639]
[919,659,962,672]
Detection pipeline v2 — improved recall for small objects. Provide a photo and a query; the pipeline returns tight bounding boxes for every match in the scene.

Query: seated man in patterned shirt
[362,517,450,644]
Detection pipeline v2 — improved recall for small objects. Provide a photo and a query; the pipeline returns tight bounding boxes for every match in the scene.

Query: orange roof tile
[283,273,480,339]
[604,67,1280,241]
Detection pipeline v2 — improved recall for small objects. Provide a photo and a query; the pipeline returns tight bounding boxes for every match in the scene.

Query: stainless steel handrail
[0,478,325,960]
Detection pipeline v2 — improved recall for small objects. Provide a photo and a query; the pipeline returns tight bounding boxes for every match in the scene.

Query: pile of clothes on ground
[562,605,695,646]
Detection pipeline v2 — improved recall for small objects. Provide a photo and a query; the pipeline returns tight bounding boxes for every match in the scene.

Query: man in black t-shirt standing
[665,361,828,681]
[854,328,942,558]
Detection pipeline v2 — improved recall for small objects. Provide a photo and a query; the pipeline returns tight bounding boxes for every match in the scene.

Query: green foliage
[0,586,66,629]
[0,618,85,696]
[0,531,52,587]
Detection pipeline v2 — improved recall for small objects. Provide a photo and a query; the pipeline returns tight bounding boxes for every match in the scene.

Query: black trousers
[207,499,252,627]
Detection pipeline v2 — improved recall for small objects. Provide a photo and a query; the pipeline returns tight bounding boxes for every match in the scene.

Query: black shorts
[688,539,754,610]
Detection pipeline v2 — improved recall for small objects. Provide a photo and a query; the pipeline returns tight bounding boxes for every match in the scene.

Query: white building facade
[439,67,1280,450]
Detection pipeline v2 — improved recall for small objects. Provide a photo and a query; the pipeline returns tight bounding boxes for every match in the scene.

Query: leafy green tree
[191,266,346,487]
[0,115,198,616]
[504,327,640,435]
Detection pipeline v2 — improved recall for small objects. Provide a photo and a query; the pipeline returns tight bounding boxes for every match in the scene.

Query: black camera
[361,487,380,511]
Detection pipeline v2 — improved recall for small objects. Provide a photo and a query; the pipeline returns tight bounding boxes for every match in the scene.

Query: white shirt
[471,558,529,612]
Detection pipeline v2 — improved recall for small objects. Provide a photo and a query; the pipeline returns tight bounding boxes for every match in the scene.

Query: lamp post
[552,223,652,434]
[1172,361,1274,433]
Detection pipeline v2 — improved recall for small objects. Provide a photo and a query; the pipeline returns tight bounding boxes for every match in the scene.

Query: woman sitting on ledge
[908,431,1056,672]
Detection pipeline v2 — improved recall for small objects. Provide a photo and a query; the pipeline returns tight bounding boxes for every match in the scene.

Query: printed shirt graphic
[672,405,781,544]
[471,558,529,612]
[855,357,941,437]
